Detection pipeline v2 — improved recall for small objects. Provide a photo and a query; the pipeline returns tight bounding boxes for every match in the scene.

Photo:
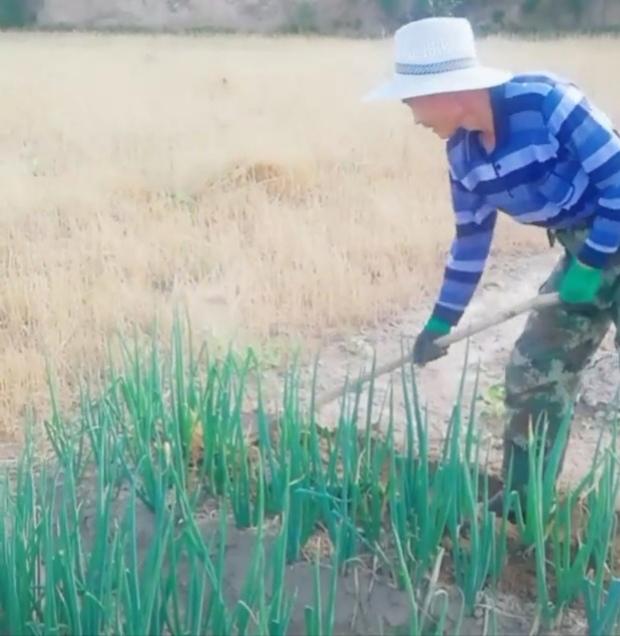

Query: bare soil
[74,485,587,636]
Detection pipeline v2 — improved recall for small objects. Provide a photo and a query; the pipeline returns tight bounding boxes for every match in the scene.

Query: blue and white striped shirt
[432,72,620,327]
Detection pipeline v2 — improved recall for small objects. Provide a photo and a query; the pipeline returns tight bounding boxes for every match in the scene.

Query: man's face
[402,93,463,139]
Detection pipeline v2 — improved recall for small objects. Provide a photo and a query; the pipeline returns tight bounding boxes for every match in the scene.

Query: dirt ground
[74,485,588,636]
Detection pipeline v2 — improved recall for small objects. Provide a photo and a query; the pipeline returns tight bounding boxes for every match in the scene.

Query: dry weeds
[0,32,618,437]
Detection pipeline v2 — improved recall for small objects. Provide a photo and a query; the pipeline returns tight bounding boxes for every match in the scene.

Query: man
[364,17,620,515]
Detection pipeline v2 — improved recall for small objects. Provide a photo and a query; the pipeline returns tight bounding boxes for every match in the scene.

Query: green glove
[558,258,603,305]
[425,316,452,335]
[412,316,452,366]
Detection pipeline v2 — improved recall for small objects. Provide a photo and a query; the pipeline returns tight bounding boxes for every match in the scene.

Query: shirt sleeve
[430,176,497,327]
[543,82,620,268]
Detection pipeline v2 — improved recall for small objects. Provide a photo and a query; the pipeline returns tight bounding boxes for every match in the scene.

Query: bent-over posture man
[365,17,620,515]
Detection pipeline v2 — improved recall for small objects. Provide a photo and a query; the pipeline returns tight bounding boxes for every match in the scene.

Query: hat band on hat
[395,57,477,76]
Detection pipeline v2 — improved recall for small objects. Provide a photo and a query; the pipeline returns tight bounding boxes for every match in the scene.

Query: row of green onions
[1,318,619,634]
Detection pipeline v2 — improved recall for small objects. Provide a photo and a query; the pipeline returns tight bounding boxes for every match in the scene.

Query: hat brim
[362,66,513,102]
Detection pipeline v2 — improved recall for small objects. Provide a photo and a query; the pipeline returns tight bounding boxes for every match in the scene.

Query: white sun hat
[363,17,512,102]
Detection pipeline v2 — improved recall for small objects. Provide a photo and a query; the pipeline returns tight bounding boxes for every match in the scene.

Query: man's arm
[543,82,620,268]
[429,177,498,329]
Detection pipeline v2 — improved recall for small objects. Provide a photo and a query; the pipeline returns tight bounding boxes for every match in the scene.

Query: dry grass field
[0,31,618,439]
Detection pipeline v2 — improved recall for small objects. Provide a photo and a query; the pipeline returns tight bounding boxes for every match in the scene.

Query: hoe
[314,292,561,410]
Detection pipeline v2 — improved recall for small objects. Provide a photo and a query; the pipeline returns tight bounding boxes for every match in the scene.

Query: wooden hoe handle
[314,292,561,410]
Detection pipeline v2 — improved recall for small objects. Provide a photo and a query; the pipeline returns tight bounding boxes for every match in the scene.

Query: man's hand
[558,258,603,305]
[412,317,452,366]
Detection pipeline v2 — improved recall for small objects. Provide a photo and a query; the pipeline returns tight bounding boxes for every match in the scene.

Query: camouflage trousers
[503,226,620,494]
